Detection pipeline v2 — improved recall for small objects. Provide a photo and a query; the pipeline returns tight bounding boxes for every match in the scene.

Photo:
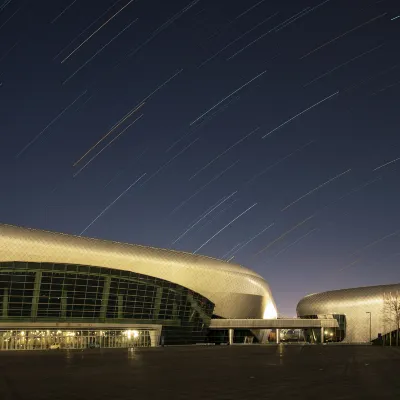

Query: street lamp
[366,312,372,342]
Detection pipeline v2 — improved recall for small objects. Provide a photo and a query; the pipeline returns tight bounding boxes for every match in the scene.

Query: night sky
[1,0,399,316]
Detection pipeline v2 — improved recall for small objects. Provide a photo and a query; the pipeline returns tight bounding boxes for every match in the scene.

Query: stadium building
[0,223,277,350]
[297,283,400,344]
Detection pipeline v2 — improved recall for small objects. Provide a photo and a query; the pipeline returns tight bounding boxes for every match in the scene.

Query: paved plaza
[0,345,399,399]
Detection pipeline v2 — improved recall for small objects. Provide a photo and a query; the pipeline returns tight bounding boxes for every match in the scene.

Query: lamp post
[366,312,372,342]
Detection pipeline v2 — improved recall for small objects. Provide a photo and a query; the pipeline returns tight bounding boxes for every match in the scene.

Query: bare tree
[382,290,400,346]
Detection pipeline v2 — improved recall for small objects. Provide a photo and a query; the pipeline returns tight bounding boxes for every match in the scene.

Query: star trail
[1,0,399,316]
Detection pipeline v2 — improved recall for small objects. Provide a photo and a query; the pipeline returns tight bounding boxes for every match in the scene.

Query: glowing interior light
[263,301,278,319]
[123,330,140,339]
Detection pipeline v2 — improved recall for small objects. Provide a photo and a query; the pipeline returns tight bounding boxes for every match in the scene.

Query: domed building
[0,223,277,350]
[297,283,400,344]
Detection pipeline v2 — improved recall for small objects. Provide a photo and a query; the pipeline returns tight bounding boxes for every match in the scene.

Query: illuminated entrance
[0,328,158,350]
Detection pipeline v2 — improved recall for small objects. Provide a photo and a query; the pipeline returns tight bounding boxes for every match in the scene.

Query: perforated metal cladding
[0,224,276,319]
[297,283,400,342]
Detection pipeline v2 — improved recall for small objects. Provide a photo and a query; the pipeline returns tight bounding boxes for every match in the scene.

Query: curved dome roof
[297,283,400,316]
[0,223,277,319]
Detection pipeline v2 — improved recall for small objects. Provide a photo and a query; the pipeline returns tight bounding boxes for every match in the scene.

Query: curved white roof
[0,223,277,319]
[297,283,400,343]
[297,283,400,315]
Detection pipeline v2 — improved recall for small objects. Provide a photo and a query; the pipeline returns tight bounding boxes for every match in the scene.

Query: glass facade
[0,262,215,348]
[299,314,347,343]
[0,329,152,350]
[280,329,304,342]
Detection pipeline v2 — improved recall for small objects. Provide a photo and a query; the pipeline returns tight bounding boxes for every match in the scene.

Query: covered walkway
[209,318,339,344]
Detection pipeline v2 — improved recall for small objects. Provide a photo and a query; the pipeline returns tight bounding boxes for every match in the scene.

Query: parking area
[0,345,399,399]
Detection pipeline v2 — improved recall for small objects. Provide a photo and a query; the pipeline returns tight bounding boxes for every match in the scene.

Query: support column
[2,288,8,317]
[172,301,178,320]
[187,293,211,324]
[276,329,280,344]
[31,271,42,318]
[61,290,67,318]
[229,328,234,345]
[153,287,163,319]
[259,329,271,344]
[321,327,324,343]
[117,295,124,319]
[100,276,111,319]
[149,330,161,347]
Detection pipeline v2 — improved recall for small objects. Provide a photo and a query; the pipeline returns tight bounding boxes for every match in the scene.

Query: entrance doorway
[0,329,153,350]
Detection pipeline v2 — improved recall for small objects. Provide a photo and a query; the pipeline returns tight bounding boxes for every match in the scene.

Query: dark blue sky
[1,0,399,315]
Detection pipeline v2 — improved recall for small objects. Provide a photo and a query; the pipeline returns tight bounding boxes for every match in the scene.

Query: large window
[0,262,214,345]
[299,314,346,343]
